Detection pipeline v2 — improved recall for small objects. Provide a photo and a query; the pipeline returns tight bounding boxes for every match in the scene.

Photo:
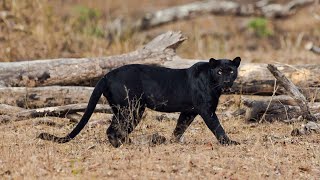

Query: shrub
[248,17,273,38]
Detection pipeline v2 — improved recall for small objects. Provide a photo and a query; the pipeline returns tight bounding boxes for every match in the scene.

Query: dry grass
[1,107,320,179]
[1,0,320,179]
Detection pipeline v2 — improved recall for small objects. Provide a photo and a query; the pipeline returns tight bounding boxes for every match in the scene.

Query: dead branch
[2,59,320,109]
[305,42,320,54]
[267,64,317,121]
[1,32,320,110]
[291,121,320,136]
[17,103,112,118]
[0,31,185,87]
[0,104,25,114]
[2,61,320,108]
[0,86,96,108]
[241,96,320,122]
[165,60,320,100]
[0,103,112,122]
[260,0,315,18]
[120,0,315,31]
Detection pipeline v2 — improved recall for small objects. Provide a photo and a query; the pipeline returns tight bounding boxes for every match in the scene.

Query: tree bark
[0,31,185,87]
[291,121,320,136]
[0,103,112,122]
[165,59,320,100]
[132,0,314,30]
[17,103,112,119]
[0,86,96,108]
[2,60,320,108]
[267,64,317,121]
[305,41,320,54]
[241,95,320,122]
[0,31,320,110]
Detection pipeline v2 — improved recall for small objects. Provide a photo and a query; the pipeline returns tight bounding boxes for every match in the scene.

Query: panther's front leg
[198,105,239,145]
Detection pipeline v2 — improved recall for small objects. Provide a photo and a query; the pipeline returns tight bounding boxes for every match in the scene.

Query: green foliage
[71,168,83,175]
[72,5,104,38]
[248,18,273,38]
[74,5,101,24]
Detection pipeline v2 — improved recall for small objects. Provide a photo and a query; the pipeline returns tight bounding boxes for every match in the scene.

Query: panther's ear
[232,57,241,67]
[209,58,219,67]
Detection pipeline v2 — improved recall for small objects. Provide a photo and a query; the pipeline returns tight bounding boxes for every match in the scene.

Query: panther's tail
[37,77,107,143]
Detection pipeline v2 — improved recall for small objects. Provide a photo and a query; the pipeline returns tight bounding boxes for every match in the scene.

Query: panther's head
[208,57,241,93]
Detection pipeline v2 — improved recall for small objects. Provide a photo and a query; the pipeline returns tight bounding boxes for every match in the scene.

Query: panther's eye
[230,70,234,74]
[217,70,222,75]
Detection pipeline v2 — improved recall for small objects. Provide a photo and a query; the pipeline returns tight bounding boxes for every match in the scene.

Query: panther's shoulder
[188,61,210,76]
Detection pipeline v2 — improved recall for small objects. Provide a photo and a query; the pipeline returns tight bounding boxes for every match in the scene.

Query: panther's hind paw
[226,140,240,145]
[219,137,240,146]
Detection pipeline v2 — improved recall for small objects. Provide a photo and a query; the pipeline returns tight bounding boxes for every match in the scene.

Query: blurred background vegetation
[0,0,319,63]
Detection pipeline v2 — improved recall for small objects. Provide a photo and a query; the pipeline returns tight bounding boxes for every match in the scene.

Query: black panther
[38,57,241,147]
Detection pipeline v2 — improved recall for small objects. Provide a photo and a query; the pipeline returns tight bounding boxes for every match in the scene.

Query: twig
[305,42,320,54]
[267,64,317,121]
[0,103,112,122]
[259,79,279,123]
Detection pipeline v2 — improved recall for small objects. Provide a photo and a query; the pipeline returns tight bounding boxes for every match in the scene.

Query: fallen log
[2,61,320,108]
[0,31,185,87]
[240,64,319,122]
[0,86,96,108]
[165,59,320,100]
[1,32,320,109]
[0,104,25,115]
[16,103,112,118]
[259,0,315,18]
[267,64,317,121]
[111,0,314,31]
[305,42,320,55]
[241,96,320,122]
[0,103,112,122]
[291,121,320,135]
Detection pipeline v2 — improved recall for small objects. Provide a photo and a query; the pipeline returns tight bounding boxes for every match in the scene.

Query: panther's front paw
[170,134,185,143]
[219,137,240,146]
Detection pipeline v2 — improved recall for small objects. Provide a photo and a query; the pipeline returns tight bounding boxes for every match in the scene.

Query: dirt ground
[1,0,320,179]
[1,109,320,179]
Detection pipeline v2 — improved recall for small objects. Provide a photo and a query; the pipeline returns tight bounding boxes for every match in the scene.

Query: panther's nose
[223,81,232,87]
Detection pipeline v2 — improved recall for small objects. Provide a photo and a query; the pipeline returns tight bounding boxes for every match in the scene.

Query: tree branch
[0,31,186,87]
[267,64,317,121]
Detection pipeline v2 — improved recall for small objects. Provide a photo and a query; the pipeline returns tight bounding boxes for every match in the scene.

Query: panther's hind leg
[172,112,198,142]
[107,105,145,148]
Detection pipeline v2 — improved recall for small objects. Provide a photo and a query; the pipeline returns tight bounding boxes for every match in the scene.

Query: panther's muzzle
[221,87,233,93]
[221,81,234,93]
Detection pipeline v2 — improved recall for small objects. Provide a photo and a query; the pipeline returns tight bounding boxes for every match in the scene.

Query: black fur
[38,57,241,147]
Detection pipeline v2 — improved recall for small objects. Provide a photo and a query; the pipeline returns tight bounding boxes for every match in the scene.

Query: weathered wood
[132,0,314,30]
[305,42,320,54]
[267,64,317,121]
[0,104,25,115]
[259,0,315,18]
[165,60,320,100]
[0,86,96,108]
[16,103,112,119]
[2,61,320,108]
[0,103,112,122]
[291,121,320,136]
[241,96,320,122]
[242,95,297,106]
[0,31,185,87]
